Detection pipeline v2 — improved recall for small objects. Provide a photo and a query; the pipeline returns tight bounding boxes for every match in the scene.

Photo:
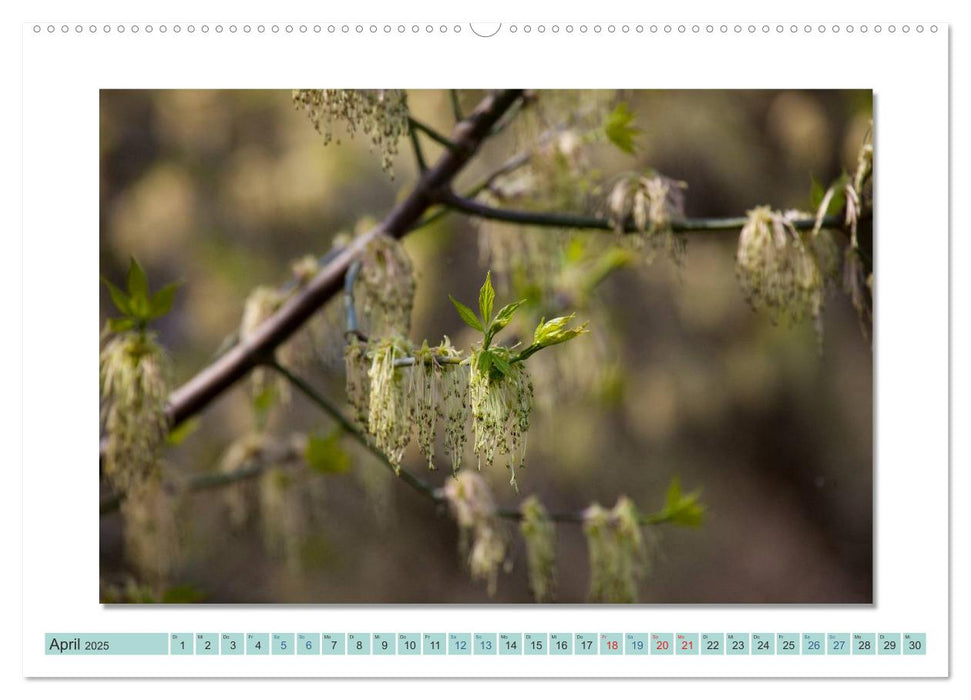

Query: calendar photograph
[99,88,873,604]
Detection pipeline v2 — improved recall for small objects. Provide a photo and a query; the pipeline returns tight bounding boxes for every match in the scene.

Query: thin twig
[438,191,844,235]
[268,360,441,501]
[392,356,464,368]
[449,89,464,123]
[408,117,462,151]
[407,151,534,233]
[100,449,302,515]
[407,118,428,172]
[489,92,529,136]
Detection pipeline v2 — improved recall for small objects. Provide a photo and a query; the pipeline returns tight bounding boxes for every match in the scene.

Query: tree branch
[406,150,534,233]
[406,118,428,172]
[437,191,844,235]
[449,89,463,123]
[408,117,461,152]
[268,360,443,500]
[102,356,695,529]
[158,90,524,431]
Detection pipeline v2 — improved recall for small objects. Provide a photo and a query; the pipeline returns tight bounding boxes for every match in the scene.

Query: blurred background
[100,89,873,603]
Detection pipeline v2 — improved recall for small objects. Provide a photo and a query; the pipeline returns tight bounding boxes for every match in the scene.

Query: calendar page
[14,0,961,693]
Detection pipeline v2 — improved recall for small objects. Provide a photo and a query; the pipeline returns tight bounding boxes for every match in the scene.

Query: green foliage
[166,418,199,447]
[533,314,589,348]
[451,271,526,351]
[490,300,525,338]
[451,272,529,379]
[450,271,589,372]
[810,173,849,218]
[161,584,206,603]
[304,430,352,474]
[102,257,179,332]
[603,102,641,154]
[251,384,279,430]
[449,295,483,332]
[661,478,706,528]
[478,270,496,328]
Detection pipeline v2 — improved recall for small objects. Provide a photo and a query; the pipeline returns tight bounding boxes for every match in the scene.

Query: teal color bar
[676,633,699,655]
[246,633,269,655]
[575,633,597,655]
[903,633,926,655]
[272,633,294,655]
[45,633,168,656]
[828,633,850,655]
[777,633,799,655]
[701,633,724,655]
[321,633,345,655]
[550,633,572,655]
[221,633,243,655]
[802,633,825,655]
[878,633,901,655]
[499,633,522,655]
[752,633,774,655]
[297,633,319,655]
[170,633,193,655]
[195,633,218,655]
[373,633,395,655]
[853,633,875,655]
[347,633,370,655]
[524,633,547,655]
[398,633,421,656]
[423,633,446,655]
[626,633,649,655]
[726,633,749,655]
[474,633,496,655]
[600,633,623,655]
[449,633,471,655]
[651,633,673,655]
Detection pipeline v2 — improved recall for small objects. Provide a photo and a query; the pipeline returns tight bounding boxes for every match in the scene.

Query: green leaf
[106,317,136,333]
[489,299,526,337]
[585,247,636,293]
[603,102,641,155]
[166,418,199,446]
[664,477,706,528]
[565,236,587,263]
[809,175,826,210]
[490,351,512,378]
[304,431,351,474]
[102,277,132,317]
[126,257,150,316]
[534,314,589,347]
[824,183,847,217]
[669,498,706,528]
[812,174,849,219]
[161,585,206,603]
[665,477,684,510]
[252,384,278,429]
[148,283,179,319]
[449,295,483,332]
[478,271,495,325]
[476,349,493,376]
